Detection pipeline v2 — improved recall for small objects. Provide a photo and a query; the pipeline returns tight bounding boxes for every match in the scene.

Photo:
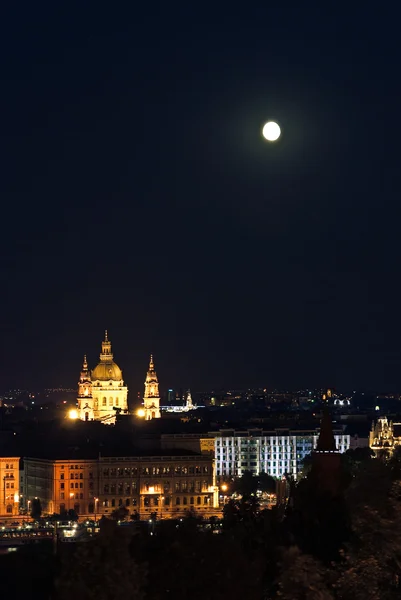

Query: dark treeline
[2,447,401,599]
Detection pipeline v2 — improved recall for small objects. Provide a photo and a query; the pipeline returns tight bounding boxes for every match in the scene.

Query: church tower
[143,355,161,420]
[77,355,94,421]
[185,389,194,410]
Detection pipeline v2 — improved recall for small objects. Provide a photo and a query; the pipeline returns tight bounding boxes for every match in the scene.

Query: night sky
[1,3,401,395]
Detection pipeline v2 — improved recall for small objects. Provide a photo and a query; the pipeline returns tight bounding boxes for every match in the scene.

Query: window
[116,398,119,406]
[190,497,194,505]
[102,397,107,406]
[60,473,64,480]
[80,493,83,499]
[6,505,12,513]
[60,493,64,500]
[111,499,116,507]
[197,496,201,505]
[75,483,79,489]
[175,497,180,505]
[204,496,208,504]
[125,498,130,507]
[79,473,83,480]
[183,497,187,505]
[109,398,113,406]
[104,484,109,494]
[89,482,94,490]
[70,483,74,488]
[80,483,83,489]
[61,465,64,470]
[60,483,64,490]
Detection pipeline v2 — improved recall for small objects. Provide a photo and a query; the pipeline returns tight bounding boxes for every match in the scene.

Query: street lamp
[220,483,228,505]
[94,497,99,523]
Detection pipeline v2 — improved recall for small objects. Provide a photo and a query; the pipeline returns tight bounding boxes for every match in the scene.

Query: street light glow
[68,409,79,420]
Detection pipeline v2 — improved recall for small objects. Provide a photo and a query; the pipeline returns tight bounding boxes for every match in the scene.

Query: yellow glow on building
[137,408,146,418]
[68,409,79,420]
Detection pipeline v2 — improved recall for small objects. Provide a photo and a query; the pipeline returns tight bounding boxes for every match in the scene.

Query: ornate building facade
[77,332,128,423]
[23,454,219,519]
[0,457,20,517]
[143,355,161,420]
[369,417,401,457]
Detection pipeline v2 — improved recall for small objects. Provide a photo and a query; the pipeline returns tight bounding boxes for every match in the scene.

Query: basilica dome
[91,361,122,381]
[91,331,123,381]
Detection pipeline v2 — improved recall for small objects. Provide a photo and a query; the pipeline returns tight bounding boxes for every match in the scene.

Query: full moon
[262,121,281,141]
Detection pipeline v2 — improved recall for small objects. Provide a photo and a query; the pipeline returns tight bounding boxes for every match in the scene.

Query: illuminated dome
[91,361,122,381]
[91,330,123,381]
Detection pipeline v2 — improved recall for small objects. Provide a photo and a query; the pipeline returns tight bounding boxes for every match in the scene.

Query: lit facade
[143,355,161,420]
[369,417,401,457]
[23,454,218,519]
[0,457,20,517]
[212,428,350,480]
[77,331,128,423]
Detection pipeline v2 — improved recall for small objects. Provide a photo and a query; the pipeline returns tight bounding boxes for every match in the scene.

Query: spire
[149,354,154,370]
[83,355,88,370]
[316,407,337,452]
[100,331,113,361]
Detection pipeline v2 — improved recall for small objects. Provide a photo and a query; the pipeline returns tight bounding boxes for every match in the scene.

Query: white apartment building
[212,428,350,480]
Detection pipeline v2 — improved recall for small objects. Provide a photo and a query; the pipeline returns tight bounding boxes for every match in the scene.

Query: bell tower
[77,355,94,421]
[143,355,161,420]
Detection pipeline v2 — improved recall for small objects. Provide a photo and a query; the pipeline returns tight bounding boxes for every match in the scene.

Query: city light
[68,409,79,420]
[137,408,146,418]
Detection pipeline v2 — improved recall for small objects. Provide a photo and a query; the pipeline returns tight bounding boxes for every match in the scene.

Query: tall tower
[77,355,94,421]
[143,355,161,420]
[185,389,194,410]
[311,407,341,495]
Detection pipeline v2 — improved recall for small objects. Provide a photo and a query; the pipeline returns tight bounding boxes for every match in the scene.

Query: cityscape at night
[1,2,401,599]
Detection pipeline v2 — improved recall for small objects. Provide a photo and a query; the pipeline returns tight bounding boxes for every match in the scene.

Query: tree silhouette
[55,528,146,600]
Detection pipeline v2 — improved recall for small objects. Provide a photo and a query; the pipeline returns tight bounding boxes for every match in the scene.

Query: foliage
[231,470,276,496]
[110,506,129,521]
[270,546,334,600]
[55,529,146,600]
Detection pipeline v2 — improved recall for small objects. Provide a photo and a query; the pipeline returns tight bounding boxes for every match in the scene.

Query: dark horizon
[1,3,400,394]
